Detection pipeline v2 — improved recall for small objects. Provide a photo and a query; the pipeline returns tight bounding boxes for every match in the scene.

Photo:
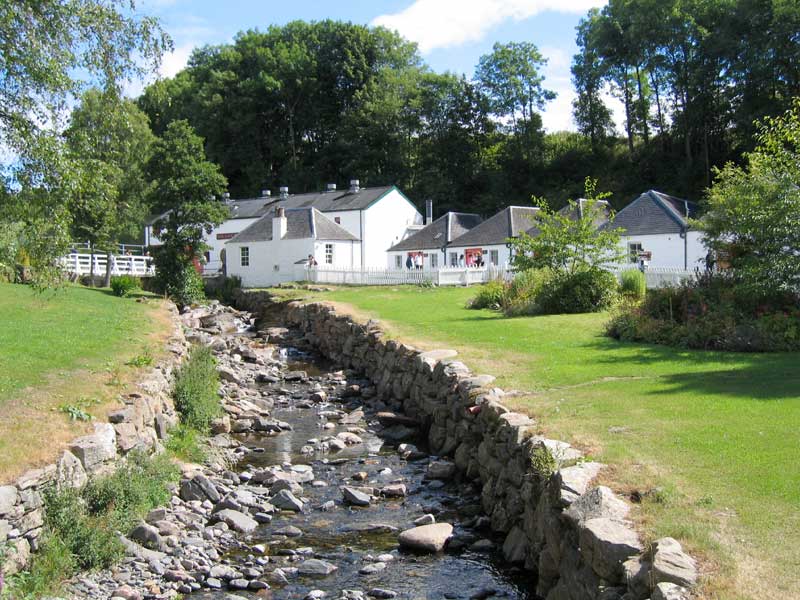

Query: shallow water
[194,347,536,600]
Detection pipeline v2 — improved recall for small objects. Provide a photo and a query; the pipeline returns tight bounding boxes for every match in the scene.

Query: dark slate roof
[606,190,698,236]
[146,186,405,224]
[228,208,359,243]
[388,212,482,252]
[449,206,540,247]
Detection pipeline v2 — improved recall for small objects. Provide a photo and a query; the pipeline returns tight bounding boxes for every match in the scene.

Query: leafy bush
[109,274,141,297]
[607,273,800,351]
[173,345,221,432]
[205,275,242,304]
[619,269,646,300]
[165,423,206,463]
[152,245,206,307]
[502,268,555,316]
[537,269,618,314]
[467,279,507,309]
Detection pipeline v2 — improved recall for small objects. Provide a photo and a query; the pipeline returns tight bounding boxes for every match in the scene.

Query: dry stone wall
[0,303,188,576]
[272,298,698,600]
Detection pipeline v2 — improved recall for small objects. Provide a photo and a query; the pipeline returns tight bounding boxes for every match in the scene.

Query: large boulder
[565,486,630,526]
[69,423,117,472]
[0,485,18,515]
[179,473,221,503]
[579,517,643,583]
[342,486,371,507]
[398,523,453,553]
[271,489,304,512]
[55,450,88,489]
[297,558,338,577]
[652,582,691,600]
[652,537,698,588]
[129,522,166,551]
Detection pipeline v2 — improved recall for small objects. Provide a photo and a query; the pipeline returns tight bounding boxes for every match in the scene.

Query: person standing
[414,253,423,270]
[405,254,413,270]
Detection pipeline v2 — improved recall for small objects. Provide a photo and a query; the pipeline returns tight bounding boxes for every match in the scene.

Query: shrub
[109,274,141,297]
[467,279,507,310]
[619,269,646,300]
[205,275,242,305]
[173,345,221,432]
[502,268,555,316]
[165,423,206,463]
[536,268,619,315]
[607,273,800,351]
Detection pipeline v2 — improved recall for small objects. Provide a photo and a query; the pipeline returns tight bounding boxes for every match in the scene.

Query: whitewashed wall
[362,190,423,268]
[227,237,361,288]
[386,248,445,269]
[619,231,706,269]
[447,244,513,268]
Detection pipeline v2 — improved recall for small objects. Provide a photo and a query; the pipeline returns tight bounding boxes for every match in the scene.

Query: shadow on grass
[78,286,159,300]
[586,336,800,401]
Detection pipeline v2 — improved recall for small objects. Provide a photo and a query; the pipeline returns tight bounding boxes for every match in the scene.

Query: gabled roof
[388,212,482,252]
[146,185,411,225]
[448,206,540,248]
[607,190,698,236]
[228,207,359,244]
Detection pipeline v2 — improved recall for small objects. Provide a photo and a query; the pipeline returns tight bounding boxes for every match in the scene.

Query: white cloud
[159,43,194,78]
[539,46,574,131]
[372,0,606,53]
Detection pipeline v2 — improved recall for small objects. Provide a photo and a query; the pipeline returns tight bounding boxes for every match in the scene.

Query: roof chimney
[326,183,337,192]
[279,186,289,199]
[349,179,360,193]
[273,207,287,239]
[261,189,270,198]
[425,199,433,225]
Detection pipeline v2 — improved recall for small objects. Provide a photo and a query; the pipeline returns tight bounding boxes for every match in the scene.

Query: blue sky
[137,0,618,131]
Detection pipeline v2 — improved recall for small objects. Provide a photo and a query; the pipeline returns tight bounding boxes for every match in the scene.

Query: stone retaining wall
[0,303,188,576]
[270,297,698,600]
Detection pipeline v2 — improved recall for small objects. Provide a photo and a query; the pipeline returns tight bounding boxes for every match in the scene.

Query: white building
[146,181,423,273]
[447,206,542,268]
[225,207,360,287]
[386,212,482,269]
[609,190,704,269]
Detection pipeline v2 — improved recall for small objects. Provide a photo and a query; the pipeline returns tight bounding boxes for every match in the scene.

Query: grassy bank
[272,285,800,600]
[0,283,171,482]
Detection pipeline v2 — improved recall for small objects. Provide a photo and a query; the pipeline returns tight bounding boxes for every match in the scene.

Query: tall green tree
[702,100,800,292]
[147,120,228,303]
[65,89,156,285]
[0,0,169,286]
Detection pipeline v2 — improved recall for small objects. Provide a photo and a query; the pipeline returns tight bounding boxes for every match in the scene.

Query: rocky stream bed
[68,303,536,600]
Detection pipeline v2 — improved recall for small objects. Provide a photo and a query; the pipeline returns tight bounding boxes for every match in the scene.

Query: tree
[65,89,156,286]
[510,178,624,274]
[0,0,169,286]
[146,120,228,303]
[702,100,800,292]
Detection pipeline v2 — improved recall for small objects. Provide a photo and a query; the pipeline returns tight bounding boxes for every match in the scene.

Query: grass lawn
[0,283,172,482]
[272,285,800,600]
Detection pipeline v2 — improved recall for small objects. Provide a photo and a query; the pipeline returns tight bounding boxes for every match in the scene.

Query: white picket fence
[60,253,155,277]
[609,266,700,288]
[301,265,512,287]
[302,264,697,288]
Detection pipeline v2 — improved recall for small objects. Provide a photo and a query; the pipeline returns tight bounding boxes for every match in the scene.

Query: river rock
[180,473,221,503]
[425,460,456,481]
[271,489,304,512]
[297,558,338,576]
[359,562,386,575]
[275,525,303,537]
[214,509,258,533]
[398,523,453,553]
[129,522,165,551]
[368,589,398,599]
[652,537,698,588]
[343,486,371,506]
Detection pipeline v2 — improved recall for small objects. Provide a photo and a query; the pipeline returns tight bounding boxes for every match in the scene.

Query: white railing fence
[69,241,148,256]
[300,265,512,287]
[609,265,700,288]
[60,253,155,277]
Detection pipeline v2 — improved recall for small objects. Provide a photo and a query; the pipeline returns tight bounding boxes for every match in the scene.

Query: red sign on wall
[216,232,236,240]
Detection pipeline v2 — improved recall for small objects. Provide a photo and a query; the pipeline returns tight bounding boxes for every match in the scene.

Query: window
[325,243,334,264]
[490,250,499,266]
[394,255,402,269]
[334,216,341,224]
[430,253,439,268]
[240,246,249,267]
[628,242,643,263]
[449,252,458,267]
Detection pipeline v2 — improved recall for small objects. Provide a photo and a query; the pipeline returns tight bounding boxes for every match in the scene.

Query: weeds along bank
[236,291,701,600]
[0,302,188,586]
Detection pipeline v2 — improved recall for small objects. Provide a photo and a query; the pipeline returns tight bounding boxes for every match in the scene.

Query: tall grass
[173,345,221,432]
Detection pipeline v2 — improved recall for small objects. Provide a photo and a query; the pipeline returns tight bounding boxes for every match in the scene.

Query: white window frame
[430,253,439,268]
[449,252,458,267]
[240,246,249,267]
[325,243,334,265]
[628,242,643,263]
[489,249,499,266]
[394,255,402,269]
